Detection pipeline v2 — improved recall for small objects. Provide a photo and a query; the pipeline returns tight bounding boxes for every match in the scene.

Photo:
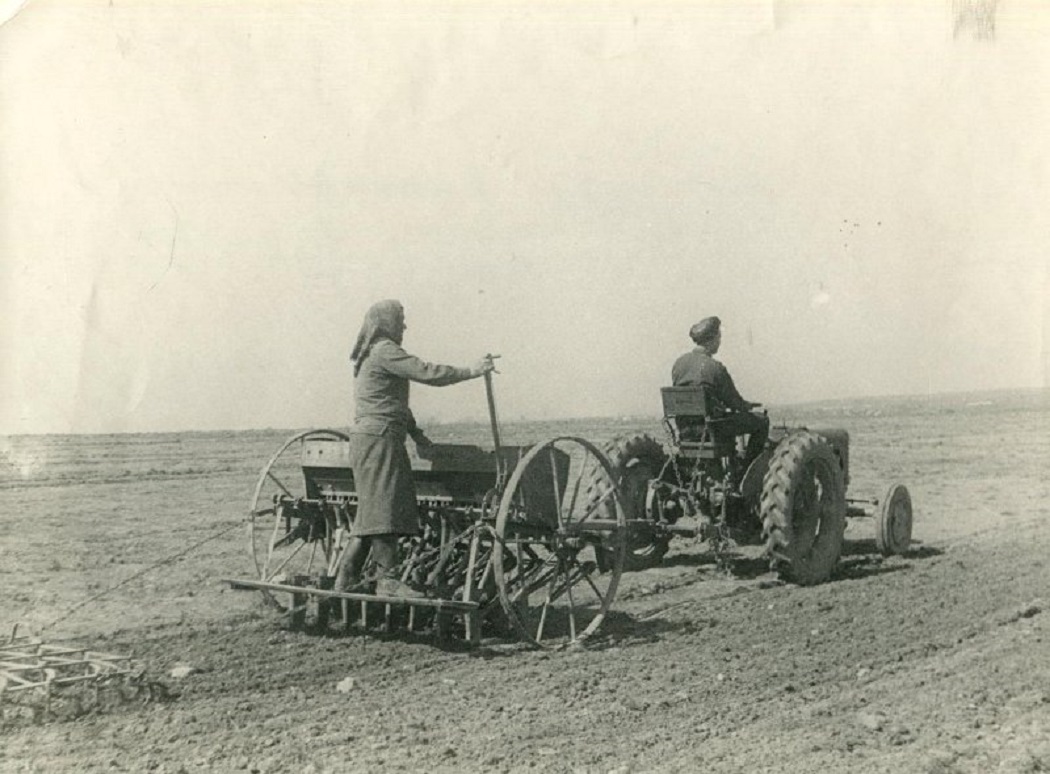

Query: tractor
[588,385,913,584]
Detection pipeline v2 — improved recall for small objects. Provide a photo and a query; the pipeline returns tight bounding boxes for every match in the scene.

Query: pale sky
[1,0,1048,434]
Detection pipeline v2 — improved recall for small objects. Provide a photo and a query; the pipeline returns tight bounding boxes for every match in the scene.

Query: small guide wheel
[875,483,913,556]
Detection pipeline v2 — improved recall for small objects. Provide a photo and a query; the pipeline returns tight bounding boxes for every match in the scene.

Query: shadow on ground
[588,609,709,649]
[659,549,769,579]
[832,540,941,581]
[649,539,943,586]
[842,538,941,559]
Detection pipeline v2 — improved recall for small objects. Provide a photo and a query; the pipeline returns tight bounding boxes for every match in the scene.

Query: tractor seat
[661,386,737,460]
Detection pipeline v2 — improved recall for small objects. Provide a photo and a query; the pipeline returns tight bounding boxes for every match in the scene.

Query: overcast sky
[1,0,1047,434]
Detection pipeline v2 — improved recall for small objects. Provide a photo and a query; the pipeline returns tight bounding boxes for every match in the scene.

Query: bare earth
[1,390,1048,773]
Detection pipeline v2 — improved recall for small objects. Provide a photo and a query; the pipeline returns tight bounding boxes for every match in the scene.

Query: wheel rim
[623,462,666,558]
[493,437,626,648]
[248,429,350,610]
[881,484,913,553]
[782,446,845,578]
[791,458,835,557]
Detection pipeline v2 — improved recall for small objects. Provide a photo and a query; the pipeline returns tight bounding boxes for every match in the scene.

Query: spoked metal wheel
[493,437,626,648]
[248,429,351,610]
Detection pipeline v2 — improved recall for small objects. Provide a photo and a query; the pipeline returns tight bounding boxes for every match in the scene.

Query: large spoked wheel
[588,434,671,572]
[761,431,847,586]
[493,437,627,649]
[249,429,351,610]
[875,483,912,556]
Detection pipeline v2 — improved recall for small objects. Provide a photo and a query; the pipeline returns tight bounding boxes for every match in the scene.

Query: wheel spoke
[535,560,561,642]
[565,562,578,642]
[536,598,550,642]
[579,560,605,601]
[509,555,559,602]
[541,559,589,607]
[266,539,307,580]
[266,470,294,499]
[565,447,591,521]
[266,506,285,569]
[549,447,564,529]
[521,542,543,564]
[579,486,616,522]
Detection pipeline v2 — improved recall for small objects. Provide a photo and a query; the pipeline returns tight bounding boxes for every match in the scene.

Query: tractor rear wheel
[760,431,846,585]
[587,434,670,572]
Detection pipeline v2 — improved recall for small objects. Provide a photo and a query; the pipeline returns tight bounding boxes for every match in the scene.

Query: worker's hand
[472,354,500,377]
[410,428,433,451]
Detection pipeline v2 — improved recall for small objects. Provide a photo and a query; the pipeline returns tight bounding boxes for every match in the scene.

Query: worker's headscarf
[350,299,404,376]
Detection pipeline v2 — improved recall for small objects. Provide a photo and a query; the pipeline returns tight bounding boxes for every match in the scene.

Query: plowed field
[1,390,1047,773]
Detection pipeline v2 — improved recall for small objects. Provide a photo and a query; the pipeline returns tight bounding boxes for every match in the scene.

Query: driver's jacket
[670,348,752,413]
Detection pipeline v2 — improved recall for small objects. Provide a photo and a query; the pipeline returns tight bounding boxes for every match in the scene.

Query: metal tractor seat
[661,386,737,460]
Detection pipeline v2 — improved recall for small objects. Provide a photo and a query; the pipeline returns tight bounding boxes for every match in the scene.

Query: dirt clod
[335,677,355,693]
[857,711,888,732]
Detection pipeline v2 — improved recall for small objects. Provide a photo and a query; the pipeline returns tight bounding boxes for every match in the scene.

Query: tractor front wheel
[760,431,847,585]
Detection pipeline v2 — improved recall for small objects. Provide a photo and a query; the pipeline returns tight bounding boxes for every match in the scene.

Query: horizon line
[2,385,1045,439]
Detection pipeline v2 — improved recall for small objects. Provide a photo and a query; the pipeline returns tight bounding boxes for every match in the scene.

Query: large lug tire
[875,483,912,556]
[587,434,670,572]
[760,430,847,586]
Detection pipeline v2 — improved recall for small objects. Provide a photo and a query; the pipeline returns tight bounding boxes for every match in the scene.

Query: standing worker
[671,316,769,465]
[335,299,496,598]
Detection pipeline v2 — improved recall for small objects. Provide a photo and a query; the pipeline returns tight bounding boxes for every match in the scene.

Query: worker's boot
[375,570,427,599]
[334,575,373,594]
[334,562,374,594]
[333,536,374,593]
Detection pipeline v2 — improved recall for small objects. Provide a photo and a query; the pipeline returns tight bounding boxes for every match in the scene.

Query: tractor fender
[740,448,773,501]
[811,427,851,488]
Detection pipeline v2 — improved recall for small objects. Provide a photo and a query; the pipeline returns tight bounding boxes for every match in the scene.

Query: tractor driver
[671,316,769,466]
